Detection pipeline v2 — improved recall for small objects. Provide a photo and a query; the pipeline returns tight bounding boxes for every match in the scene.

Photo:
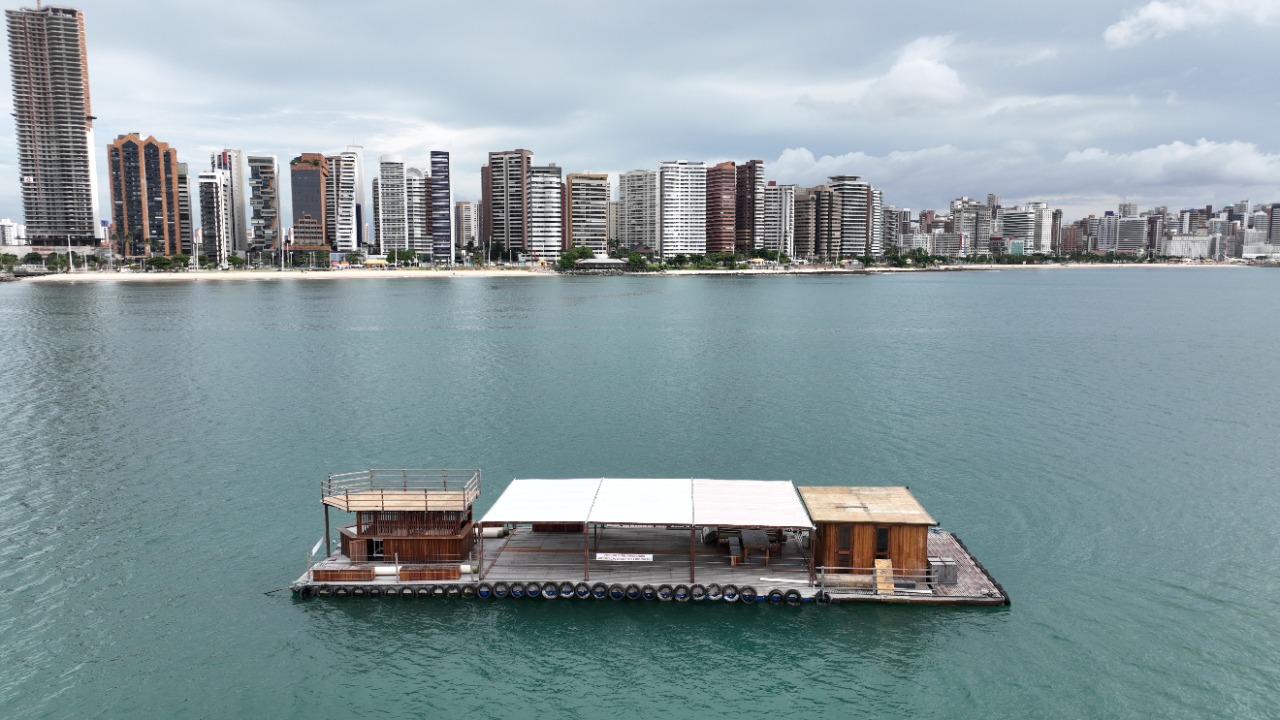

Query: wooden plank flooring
[295,527,1008,605]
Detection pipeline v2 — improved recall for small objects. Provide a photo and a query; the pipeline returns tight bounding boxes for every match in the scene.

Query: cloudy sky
[2,0,1279,224]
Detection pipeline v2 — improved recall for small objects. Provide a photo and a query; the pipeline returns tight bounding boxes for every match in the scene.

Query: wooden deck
[293,527,1008,606]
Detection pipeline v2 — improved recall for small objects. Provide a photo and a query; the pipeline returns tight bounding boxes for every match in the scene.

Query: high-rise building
[289,153,329,250]
[619,169,658,251]
[829,175,881,257]
[658,160,706,259]
[950,197,992,256]
[705,161,736,254]
[454,200,476,253]
[176,162,193,255]
[566,173,609,256]
[735,160,764,254]
[405,167,429,254]
[430,151,452,263]
[762,182,795,257]
[106,133,180,257]
[378,156,407,253]
[794,185,841,261]
[607,199,621,251]
[332,146,364,253]
[198,168,232,266]
[527,164,563,261]
[247,155,280,252]
[483,149,532,256]
[211,149,246,255]
[7,5,100,245]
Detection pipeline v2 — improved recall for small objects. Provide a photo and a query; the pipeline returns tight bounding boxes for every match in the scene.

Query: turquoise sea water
[1,269,1278,718]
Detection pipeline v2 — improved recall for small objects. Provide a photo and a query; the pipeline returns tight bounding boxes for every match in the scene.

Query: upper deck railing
[322,468,481,512]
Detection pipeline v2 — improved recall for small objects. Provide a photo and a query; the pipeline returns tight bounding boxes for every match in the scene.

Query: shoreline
[17,261,1253,283]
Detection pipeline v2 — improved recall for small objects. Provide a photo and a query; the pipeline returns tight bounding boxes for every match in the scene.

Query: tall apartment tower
[607,199,621,251]
[950,197,992,256]
[829,175,881,257]
[106,133,180,257]
[705,161,737,254]
[566,173,609,256]
[658,160,707,259]
[430,151,453,263]
[527,164,564,261]
[762,182,795,257]
[6,5,101,245]
[378,156,408,253]
[211,150,246,254]
[332,146,364,253]
[289,153,329,249]
[735,160,765,254]
[198,168,232,267]
[482,149,532,255]
[247,155,280,251]
[619,169,658,252]
[176,162,194,255]
[405,167,429,254]
[454,200,476,252]
[794,185,841,261]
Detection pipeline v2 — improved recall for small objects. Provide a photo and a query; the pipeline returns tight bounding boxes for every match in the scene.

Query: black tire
[542,583,559,599]
[559,581,575,598]
[767,588,784,604]
[625,584,641,600]
[352,586,367,596]
[446,585,462,598]
[656,584,674,601]
[429,584,445,597]
[641,584,657,600]
[609,583,625,600]
[814,590,831,605]
[690,584,707,601]
[415,586,432,598]
[740,586,758,604]
[509,582,525,598]
[784,589,802,606]
[400,586,415,597]
[317,586,333,597]
[525,581,542,598]
[674,584,691,602]
[334,586,350,596]
[591,582,608,599]
[705,583,722,601]
[574,582,591,599]
[461,584,477,598]
[477,582,493,599]
[493,582,510,598]
[721,584,739,602]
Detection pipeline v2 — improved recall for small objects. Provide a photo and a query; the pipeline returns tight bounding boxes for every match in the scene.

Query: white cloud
[796,36,967,119]
[1104,0,1280,48]
[1062,138,1280,186]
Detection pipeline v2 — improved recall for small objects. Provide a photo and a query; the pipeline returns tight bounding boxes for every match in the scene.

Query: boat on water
[290,468,1009,606]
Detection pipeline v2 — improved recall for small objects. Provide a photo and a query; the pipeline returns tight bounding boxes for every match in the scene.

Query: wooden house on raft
[315,469,481,583]
[797,486,936,582]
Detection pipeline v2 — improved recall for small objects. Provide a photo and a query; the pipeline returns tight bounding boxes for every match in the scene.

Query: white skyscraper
[762,183,796,257]
[829,175,881,257]
[378,156,407,253]
[198,168,232,267]
[527,164,563,261]
[334,146,364,253]
[619,169,658,251]
[658,160,706,258]
[212,149,247,254]
[405,167,429,254]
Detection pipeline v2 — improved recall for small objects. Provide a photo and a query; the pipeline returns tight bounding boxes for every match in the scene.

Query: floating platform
[290,470,1009,607]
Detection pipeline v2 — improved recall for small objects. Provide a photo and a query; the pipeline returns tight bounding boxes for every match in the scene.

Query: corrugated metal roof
[479,478,814,528]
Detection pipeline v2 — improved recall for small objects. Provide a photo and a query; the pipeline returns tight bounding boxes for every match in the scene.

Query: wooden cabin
[797,486,937,579]
[318,469,481,581]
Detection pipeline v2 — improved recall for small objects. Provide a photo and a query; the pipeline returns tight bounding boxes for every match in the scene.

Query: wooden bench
[727,537,743,566]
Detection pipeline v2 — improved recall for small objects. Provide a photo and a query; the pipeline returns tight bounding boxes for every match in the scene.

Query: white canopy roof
[479,478,814,529]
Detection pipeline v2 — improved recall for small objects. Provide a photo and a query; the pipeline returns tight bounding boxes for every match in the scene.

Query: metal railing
[816,566,934,594]
[323,468,481,508]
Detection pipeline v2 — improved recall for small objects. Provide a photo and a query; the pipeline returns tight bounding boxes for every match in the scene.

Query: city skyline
[2,0,1278,227]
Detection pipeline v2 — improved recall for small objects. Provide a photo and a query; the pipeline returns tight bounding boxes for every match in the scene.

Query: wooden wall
[812,522,928,573]
[384,532,474,564]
